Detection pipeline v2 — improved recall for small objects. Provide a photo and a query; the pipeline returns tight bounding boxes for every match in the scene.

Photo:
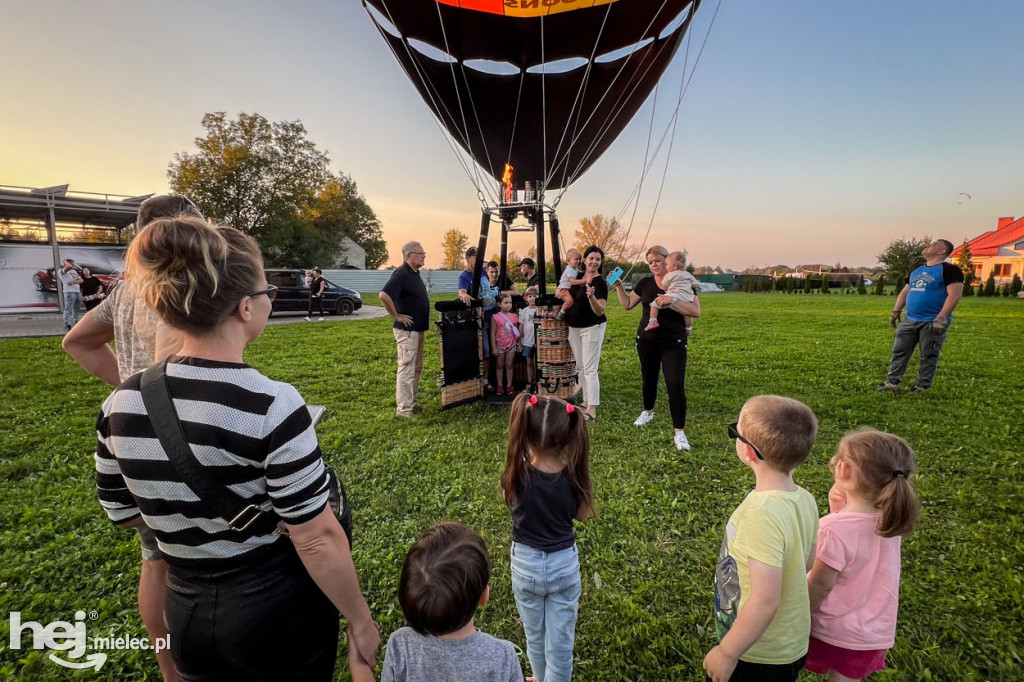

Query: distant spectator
[58,258,84,331]
[519,257,539,290]
[80,267,107,312]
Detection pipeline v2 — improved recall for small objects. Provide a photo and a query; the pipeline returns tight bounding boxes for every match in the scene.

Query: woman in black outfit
[306,267,325,321]
[612,245,701,452]
[80,267,106,311]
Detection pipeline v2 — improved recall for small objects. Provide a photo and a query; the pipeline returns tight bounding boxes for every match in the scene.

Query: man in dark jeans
[878,239,964,393]
[380,241,430,417]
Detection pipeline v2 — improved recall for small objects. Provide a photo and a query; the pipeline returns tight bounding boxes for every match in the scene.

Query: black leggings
[308,295,324,316]
[636,333,688,429]
[165,543,339,681]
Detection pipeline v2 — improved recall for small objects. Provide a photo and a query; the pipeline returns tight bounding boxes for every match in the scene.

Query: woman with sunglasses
[94,215,379,680]
[612,245,701,451]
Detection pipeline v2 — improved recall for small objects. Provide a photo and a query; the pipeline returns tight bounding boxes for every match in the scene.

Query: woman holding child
[564,245,609,421]
[613,245,701,451]
[95,215,378,680]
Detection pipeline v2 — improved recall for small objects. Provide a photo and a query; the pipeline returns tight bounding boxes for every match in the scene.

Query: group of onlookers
[58,196,962,681]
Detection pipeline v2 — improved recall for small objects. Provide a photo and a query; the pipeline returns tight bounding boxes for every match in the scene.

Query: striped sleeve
[262,384,329,525]
[95,395,141,526]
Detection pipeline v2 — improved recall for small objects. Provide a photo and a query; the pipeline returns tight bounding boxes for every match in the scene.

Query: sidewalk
[0,306,389,339]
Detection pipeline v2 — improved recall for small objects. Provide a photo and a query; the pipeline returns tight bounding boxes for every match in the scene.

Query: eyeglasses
[230,285,278,315]
[727,421,765,460]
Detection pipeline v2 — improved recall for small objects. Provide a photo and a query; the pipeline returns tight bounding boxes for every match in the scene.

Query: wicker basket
[441,378,484,407]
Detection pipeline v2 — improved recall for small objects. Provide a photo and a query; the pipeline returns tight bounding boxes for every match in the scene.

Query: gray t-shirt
[92,281,167,380]
[381,627,523,682]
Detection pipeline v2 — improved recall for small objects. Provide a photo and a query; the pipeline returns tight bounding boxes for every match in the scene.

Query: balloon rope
[366,1,493,207]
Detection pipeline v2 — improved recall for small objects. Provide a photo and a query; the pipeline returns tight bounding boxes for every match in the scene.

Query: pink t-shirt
[492,312,519,351]
[810,512,902,650]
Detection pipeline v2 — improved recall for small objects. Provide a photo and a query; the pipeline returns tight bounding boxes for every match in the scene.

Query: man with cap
[519,257,540,290]
[458,246,498,391]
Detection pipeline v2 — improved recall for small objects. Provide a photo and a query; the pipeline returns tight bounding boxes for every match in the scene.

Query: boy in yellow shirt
[704,395,819,682]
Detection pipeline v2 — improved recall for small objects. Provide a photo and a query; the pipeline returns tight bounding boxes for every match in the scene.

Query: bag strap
[140,359,276,533]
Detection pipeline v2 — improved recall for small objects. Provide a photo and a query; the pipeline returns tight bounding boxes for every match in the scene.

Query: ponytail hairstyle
[501,394,594,520]
[834,428,920,538]
[124,216,264,335]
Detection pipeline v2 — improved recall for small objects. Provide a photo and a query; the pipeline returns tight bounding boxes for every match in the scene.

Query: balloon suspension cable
[615,0,722,281]
[548,0,678,201]
[366,0,497,209]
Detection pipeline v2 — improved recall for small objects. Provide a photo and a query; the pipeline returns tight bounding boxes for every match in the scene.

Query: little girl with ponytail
[502,394,594,682]
[805,428,920,681]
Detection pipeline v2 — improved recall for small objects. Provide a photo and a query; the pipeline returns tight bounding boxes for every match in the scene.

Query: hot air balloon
[362,0,706,406]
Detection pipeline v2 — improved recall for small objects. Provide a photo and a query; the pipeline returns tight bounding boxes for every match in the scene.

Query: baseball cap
[465,246,478,258]
[519,257,535,269]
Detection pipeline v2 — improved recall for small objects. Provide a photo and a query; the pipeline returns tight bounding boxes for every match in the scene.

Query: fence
[322,269,464,294]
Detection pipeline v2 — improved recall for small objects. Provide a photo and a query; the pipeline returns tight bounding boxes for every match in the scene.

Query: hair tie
[528,395,538,405]
[566,403,575,414]
[893,470,906,479]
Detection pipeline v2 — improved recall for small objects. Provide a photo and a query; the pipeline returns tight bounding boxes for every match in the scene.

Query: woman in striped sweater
[95,215,378,681]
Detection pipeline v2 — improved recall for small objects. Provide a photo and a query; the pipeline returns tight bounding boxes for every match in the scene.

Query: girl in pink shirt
[490,293,519,395]
[806,429,920,681]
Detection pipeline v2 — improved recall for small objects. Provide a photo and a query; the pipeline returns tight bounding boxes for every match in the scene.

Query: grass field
[1,292,1021,680]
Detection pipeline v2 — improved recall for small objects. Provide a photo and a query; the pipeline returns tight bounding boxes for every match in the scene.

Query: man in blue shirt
[878,239,964,393]
[458,246,498,391]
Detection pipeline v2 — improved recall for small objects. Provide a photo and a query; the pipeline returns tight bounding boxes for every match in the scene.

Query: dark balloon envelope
[363,0,701,190]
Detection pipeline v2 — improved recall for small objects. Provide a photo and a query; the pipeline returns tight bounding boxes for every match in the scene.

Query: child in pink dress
[806,429,920,681]
[490,293,519,395]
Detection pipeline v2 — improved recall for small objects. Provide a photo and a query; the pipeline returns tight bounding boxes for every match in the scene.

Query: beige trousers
[567,322,606,406]
[394,329,425,415]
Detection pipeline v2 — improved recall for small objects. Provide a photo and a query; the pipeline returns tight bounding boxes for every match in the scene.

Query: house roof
[953,216,1024,257]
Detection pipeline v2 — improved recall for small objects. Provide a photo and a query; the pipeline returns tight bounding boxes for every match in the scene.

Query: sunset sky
[2,0,1021,269]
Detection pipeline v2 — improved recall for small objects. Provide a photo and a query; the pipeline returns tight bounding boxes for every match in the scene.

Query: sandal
[583,411,595,422]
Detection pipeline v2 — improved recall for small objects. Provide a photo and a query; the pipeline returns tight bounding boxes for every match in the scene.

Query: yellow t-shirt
[714,487,819,664]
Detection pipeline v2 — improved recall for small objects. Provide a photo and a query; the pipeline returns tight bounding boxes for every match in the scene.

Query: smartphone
[606,267,624,286]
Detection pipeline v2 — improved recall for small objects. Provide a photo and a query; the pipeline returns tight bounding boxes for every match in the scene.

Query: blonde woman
[612,245,701,451]
[95,216,378,680]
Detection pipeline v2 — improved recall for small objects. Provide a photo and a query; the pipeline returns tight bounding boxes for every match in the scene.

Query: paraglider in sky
[362,0,703,192]
[958,192,971,204]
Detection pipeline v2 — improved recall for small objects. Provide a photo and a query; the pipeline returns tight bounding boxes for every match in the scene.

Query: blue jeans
[63,291,81,327]
[511,542,581,682]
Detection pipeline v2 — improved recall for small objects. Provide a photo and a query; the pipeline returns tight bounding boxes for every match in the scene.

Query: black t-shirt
[80,276,104,298]
[634,276,689,341]
[381,263,430,332]
[309,277,325,297]
[527,273,540,290]
[564,276,608,328]
[511,466,578,553]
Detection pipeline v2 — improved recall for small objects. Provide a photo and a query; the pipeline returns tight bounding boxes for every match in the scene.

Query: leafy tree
[873,275,885,295]
[820,275,830,294]
[984,273,996,297]
[877,236,930,289]
[977,282,985,297]
[963,278,974,296]
[1002,284,1011,297]
[168,112,386,268]
[573,214,634,257]
[857,275,867,295]
[1011,274,1022,297]
[803,276,813,293]
[441,229,469,270]
[956,239,976,286]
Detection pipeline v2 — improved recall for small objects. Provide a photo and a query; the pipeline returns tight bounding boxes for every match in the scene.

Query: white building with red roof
[952,216,1024,284]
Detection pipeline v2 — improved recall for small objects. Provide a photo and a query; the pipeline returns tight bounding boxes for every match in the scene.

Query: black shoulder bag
[140,359,352,544]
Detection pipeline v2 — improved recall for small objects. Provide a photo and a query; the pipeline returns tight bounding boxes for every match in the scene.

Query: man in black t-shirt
[380,241,430,417]
[519,257,540,290]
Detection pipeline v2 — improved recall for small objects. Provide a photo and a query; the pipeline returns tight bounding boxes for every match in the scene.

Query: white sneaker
[317,317,324,321]
[674,430,691,452]
[304,316,311,321]
[633,411,654,426]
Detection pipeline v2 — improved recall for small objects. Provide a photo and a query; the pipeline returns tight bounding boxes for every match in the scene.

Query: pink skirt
[805,636,887,679]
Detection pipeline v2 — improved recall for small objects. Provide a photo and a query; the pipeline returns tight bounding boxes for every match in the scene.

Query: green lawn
[1,292,1021,680]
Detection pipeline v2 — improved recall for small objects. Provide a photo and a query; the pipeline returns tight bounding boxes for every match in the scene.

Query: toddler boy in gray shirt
[374,522,524,682]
